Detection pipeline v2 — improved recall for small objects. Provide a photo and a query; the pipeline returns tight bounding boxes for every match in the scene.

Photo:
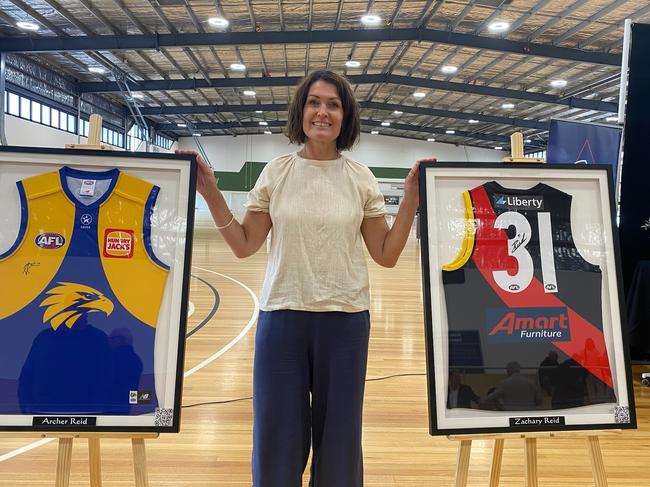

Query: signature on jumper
[23,262,40,275]
[511,233,528,253]
[642,218,650,231]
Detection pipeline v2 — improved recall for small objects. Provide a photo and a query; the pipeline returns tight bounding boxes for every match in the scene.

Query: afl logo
[35,233,65,249]
[508,284,520,291]
[545,283,557,291]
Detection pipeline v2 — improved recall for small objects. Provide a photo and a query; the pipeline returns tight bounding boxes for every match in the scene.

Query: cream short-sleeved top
[246,152,386,312]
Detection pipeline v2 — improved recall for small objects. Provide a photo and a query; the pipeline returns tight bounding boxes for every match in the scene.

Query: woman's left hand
[403,158,436,207]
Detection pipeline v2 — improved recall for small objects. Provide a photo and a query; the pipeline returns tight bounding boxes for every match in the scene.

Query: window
[59,111,67,132]
[8,92,19,116]
[527,150,547,159]
[153,133,174,150]
[42,105,50,125]
[20,97,30,118]
[51,109,59,128]
[2,90,103,138]
[31,101,41,123]
[127,124,146,151]
[80,119,89,137]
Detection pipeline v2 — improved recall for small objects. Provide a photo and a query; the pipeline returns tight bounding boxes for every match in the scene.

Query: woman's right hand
[175,149,218,197]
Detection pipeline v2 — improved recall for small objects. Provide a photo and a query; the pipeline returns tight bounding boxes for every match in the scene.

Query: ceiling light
[393,110,403,115]
[259,121,268,126]
[88,66,106,74]
[192,133,201,137]
[207,17,229,28]
[243,90,256,96]
[524,138,532,143]
[441,65,458,74]
[263,130,272,135]
[177,123,187,128]
[427,138,436,142]
[501,102,515,109]
[230,63,246,71]
[361,14,382,25]
[413,91,426,99]
[606,116,618,122]
[446,129,455,134]
[345,60,361,68]
[550,79,568,89]
[255,110,263,113]
[468,119,479,124]
[129,93,144,99]
[381,121,391,127]
[371,130,379,135]
[495,146,503,150]
[16,21,39,31]
[488,21,510,33]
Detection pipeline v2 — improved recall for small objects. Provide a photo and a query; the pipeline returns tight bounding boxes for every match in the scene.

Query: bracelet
[216,215,235,230]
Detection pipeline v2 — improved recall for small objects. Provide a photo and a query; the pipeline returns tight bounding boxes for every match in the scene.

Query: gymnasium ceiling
[1,0,648,149]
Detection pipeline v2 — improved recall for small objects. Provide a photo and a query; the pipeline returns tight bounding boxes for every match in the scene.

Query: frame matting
[419,162,636,436]
[0,146,196,433]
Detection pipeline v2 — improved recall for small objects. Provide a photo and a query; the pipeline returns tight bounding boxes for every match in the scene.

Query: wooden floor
[1,210,649,486]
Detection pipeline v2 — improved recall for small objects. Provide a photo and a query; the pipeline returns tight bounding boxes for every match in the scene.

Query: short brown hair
[286,70,360,151]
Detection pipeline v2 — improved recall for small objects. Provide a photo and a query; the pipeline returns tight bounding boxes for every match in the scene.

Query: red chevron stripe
[470,185,614,388]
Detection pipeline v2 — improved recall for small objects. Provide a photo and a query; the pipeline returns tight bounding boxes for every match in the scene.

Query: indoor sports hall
[1,1,649,486]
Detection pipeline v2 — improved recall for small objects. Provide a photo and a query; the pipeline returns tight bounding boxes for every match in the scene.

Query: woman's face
[302,80,344,147]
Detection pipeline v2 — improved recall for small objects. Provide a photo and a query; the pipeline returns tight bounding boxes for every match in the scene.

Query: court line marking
[184,266,259,378]
[0,438,54,462]
[0,267,259,461]
[186,274,220,337]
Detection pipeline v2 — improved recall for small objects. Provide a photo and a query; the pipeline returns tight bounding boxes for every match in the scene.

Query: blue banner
[546,119,622,180]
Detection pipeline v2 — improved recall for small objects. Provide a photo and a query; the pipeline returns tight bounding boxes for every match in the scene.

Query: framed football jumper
[419,162,636,435]
[0,146,196,433]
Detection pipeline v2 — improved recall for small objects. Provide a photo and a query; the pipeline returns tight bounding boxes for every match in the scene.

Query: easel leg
[489,438,504,487]
[586,436,608,487]
[132,438,150,487]
[88,437,102,487]
[454,439,472,487]
[524,437,538,487]
[55,438,73,487]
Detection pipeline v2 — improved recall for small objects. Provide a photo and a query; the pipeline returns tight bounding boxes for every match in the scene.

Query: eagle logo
[39,282,114,330]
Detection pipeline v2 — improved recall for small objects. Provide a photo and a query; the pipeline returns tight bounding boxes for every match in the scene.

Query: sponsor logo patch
[494,193,545,210]
[35,233,65,249]
[80,213,93,226]
[486,306,571,343]
[129,390,153,405]
[103,229,134,258]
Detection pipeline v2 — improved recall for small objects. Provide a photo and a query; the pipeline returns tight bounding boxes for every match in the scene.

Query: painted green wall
[215,161,407,191]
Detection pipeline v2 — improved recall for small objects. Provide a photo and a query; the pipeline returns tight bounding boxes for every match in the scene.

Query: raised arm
[178,150,272,258]
[361,158,435,268]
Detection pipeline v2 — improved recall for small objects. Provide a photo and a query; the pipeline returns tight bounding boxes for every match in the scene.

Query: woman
[180,70,431,486]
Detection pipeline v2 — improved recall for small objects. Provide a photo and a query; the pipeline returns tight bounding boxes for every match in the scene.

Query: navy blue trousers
[252,309,370,487]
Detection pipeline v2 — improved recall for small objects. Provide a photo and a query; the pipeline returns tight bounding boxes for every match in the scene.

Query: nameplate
[33,416,97,427]
[509,416,565,427]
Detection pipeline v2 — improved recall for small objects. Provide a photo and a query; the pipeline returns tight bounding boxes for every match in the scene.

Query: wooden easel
[503,132,544,163]
[65,113,113,151]
[1,432,159,487]
[25,113,157,486]
[449,429,620,487]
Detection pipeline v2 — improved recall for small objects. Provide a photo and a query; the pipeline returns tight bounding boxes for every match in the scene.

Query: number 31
[492,211,558,294]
